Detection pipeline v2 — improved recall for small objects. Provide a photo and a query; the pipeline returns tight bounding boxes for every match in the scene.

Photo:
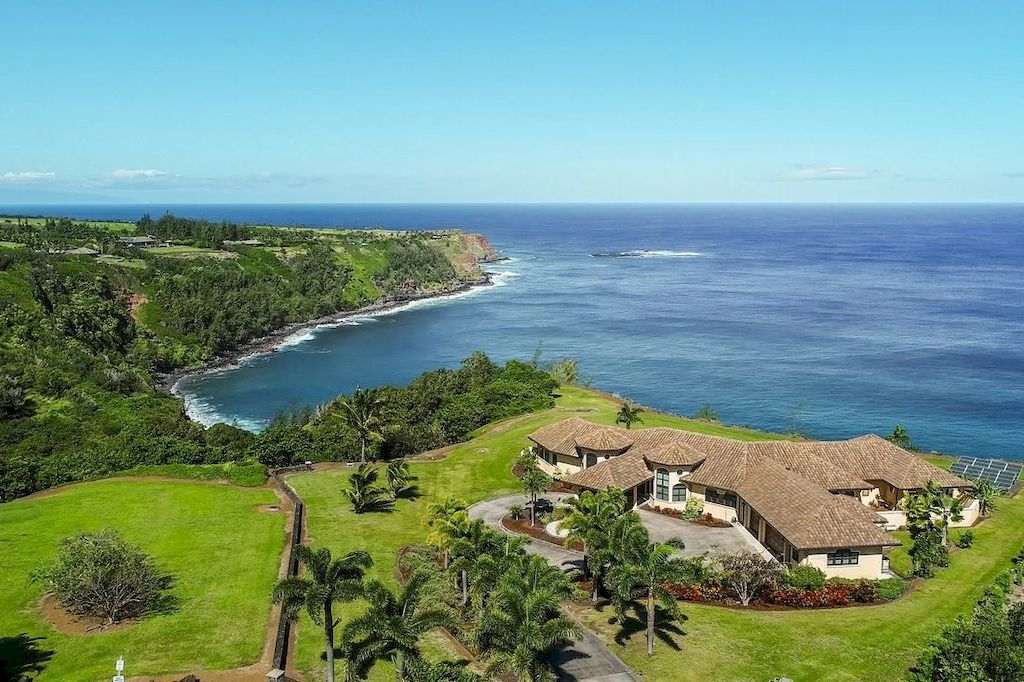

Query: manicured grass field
[0,479,285,682]
[290,385,1024,682]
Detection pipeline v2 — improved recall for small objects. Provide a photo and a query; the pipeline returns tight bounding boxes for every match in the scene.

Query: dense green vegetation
[0,478,283,681]
[0,214,488,500]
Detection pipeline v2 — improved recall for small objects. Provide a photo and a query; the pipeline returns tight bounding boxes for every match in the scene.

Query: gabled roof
[812,434,972,490]
[562,455,653,492]
[733,462,899,551]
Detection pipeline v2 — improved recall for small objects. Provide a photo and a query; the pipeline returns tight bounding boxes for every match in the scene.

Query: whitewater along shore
[155,271,499,394]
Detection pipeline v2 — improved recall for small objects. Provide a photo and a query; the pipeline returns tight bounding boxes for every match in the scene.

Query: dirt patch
[256,504,282,513]
[38,594,138,636]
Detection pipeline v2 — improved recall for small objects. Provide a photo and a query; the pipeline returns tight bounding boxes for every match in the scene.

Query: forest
[0,214,492,499]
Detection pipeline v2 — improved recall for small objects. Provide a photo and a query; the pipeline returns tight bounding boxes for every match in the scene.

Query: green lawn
[289,385,1024,682]
[0,479,285,682]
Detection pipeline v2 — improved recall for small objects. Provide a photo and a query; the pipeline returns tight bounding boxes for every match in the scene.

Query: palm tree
[385,460,416,500]
[606,522,687,656]
[972,478,1000,516]
[887,424,913,449]
[562,488,626,602]
[924,480,964,546]
[424,497,468,569]
[615,401,644,430]
[519,461,551,527]
[475,557,580,682]
[449,519,500,606]
[336,387,386,462]
[343,572,455,681]
[272,546,373,682]
[345,464,390,513]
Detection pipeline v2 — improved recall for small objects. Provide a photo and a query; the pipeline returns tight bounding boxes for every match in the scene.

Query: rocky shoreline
[157,271,496,394]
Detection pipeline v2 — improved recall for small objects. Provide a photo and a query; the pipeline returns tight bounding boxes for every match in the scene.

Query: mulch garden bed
[646,504,732,528]
[501,516,584,551]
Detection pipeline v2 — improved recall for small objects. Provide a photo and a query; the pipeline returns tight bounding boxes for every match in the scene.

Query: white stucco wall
[800,547,886,579]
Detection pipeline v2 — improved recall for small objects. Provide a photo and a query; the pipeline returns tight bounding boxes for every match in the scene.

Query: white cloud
[1005,171,1024,179]
[109,168,167,180]
[0,171,56,183]
[779,164,878,181]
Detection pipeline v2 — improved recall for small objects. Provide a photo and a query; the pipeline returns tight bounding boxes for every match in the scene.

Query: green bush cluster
[786,564,826,591]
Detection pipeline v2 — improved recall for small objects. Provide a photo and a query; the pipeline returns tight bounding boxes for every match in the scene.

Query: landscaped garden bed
[501,514,584,551]
[646,503,732,527]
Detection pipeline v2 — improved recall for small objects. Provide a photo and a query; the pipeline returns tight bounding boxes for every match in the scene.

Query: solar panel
[951,456,1023,492]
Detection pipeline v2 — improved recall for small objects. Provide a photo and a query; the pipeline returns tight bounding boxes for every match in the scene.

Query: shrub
[32,529,171,624]
[718,552,782,606]
[850,580,877,603]
[786,564,826,591]
[955,530,975,549]
[910,527,949,578]
[681,498,704,521]
[876,577,909,601]
[508,504,524,520]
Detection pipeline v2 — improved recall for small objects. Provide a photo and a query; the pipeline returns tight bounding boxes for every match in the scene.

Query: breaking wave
[591,249,704,258]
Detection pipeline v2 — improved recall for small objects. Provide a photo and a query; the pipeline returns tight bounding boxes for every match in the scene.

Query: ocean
[10,203,1023,459]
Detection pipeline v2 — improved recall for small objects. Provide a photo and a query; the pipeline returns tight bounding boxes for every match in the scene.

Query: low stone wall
[269,466,310,675]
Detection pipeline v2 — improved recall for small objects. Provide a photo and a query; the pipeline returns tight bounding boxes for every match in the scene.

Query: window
[705,488,737,508]
[655,469,669,501]
[672,484,686,502]
[826,549,859,566]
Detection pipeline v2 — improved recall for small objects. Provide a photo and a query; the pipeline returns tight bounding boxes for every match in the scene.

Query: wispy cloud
[1005,171,1024,178]
[109,168,168,180]
[0,171,57,183]
[777,164,878,181]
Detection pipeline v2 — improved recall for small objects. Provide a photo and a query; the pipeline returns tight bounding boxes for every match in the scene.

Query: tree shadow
[396,484,423,501]
[605,604,686,651]
[0,634,55,680]
[149,574,181,617]
[359,497,396,513]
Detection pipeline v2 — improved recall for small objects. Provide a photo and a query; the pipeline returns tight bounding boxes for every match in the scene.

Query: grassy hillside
[0,478,284,682]
[0,214,493,500]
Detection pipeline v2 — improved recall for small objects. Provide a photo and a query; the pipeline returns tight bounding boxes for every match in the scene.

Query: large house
[528,418,979,579]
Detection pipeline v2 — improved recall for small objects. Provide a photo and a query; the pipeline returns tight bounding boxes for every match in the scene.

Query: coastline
[158,271,496,395]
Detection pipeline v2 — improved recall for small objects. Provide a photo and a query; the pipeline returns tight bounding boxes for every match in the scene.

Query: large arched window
[655,469,669,501]
[672,484,686,503]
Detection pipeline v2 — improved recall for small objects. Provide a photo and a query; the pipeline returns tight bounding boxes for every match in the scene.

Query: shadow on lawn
[605,604,687,651]
[0,633,55,680]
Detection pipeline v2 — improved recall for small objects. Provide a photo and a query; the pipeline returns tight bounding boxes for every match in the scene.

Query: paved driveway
[637,508,764,557]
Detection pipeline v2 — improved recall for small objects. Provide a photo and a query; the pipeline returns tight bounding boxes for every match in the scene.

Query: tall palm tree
[887,424,913,449]
[343,572,456,682]
[424,497,468,569]
[519,464,551,527]
[272,546,373,682]
[345,464,390,513]
[336,387,386,462]
[475,557,580,682]
[923,480,965,546]
[449,519,501,606]
[606,522,687,656]
[972,478,1000,516]
[615,401,644,430]
[562,487,626,602]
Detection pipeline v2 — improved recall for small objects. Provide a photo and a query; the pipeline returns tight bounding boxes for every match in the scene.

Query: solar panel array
[950,457,1023,492]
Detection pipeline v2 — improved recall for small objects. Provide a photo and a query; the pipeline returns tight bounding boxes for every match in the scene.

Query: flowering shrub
[763,583,853,608]
[663,580,730,603]
[665,577,891,609]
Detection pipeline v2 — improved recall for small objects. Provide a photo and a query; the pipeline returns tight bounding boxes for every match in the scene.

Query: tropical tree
[449,519,502,606]
[336,387,386,462]
[606,522,688,656]
[561,487,627,602]
[614,402,644,430]
[717,551,782,607]
[905,481,964,546]
[385,460,417,500]
[887,424,913,449]
[694,404,718,422]
[424,497,468,569]
[972,478,1000,516]
[475,555,580,682]
[345,464,391,513]
[272,546,373,682]
[343,572,456,681]
[517,452,551,527]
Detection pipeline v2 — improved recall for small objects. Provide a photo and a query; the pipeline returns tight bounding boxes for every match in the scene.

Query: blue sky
[1,2,1022,203]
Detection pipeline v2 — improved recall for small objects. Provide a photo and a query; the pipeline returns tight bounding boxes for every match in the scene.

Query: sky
[1,2,1023,204]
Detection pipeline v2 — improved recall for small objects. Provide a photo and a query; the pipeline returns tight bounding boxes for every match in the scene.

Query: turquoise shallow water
[12,203,1024,459]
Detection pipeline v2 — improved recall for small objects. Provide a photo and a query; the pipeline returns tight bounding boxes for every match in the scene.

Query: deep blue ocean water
[9,204,1023,459]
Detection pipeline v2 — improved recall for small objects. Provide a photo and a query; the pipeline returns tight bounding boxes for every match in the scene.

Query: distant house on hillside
[118,235,159,247]
[529,418,980,579]
[63,246,99,257]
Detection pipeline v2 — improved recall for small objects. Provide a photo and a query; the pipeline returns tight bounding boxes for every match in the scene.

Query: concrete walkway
[469,494,640,682]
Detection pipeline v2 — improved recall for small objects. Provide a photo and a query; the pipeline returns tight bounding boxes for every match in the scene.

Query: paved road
[469,494,640,682]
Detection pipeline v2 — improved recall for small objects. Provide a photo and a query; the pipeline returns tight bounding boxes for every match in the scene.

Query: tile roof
[574,426,634,452]
[562,455,654,491]
[644,441,707,467]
